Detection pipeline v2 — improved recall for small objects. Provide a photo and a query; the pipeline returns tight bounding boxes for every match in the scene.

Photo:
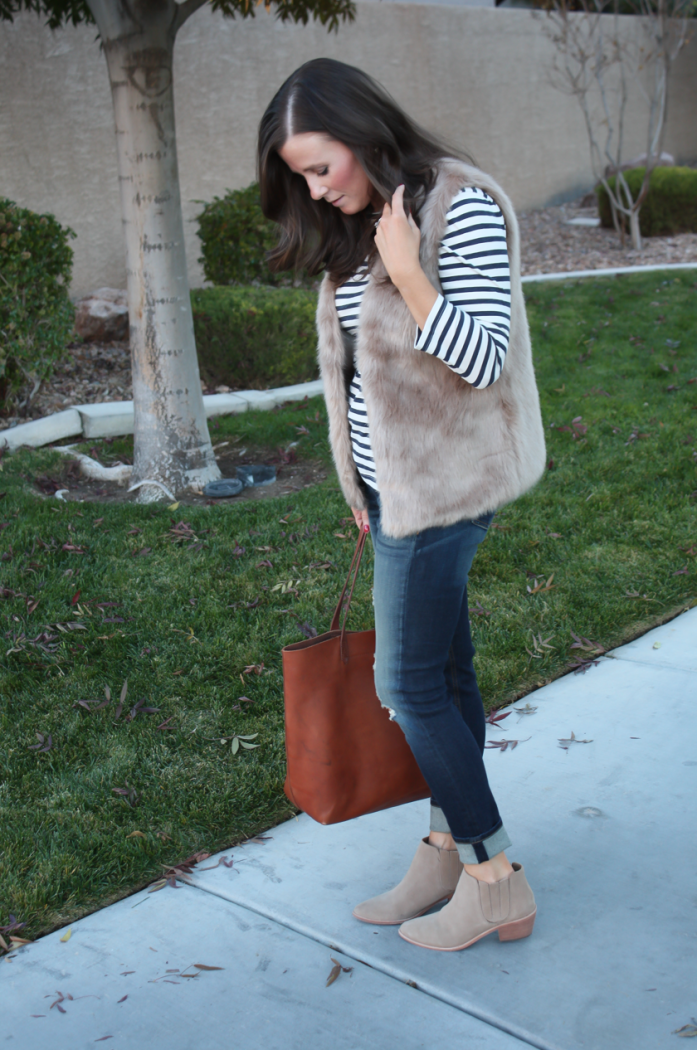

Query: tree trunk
[87,0,220,501]
[629,208,642,252]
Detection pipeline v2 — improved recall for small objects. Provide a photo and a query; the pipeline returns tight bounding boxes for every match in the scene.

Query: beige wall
[1,5,696,297]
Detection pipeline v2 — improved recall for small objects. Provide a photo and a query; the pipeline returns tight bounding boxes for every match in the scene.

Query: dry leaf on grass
[28,732,53,752]
[526,574,555,596]
[526,633,556,659]
[570,632,606,655]
[112,781,139,807]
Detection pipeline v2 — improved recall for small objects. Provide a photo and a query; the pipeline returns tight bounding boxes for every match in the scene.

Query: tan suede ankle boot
[398,862,536,951]
[353,837,462,925]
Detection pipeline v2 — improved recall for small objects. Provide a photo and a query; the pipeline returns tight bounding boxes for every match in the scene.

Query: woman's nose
[307,177,326,201]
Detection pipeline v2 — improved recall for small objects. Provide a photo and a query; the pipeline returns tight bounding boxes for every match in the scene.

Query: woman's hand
[374,185,421,288]
[374,185,439,330]
[352,507,370,533]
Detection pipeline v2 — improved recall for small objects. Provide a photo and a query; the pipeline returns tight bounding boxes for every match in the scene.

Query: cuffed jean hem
[430,804,512,864]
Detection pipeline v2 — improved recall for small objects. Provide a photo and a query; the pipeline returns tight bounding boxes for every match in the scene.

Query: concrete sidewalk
[3,609,696,1050]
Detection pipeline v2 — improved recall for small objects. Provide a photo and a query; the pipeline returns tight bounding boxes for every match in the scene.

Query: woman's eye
[317,167,328,176]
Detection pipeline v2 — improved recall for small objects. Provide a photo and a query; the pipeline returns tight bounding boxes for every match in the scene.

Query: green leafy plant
[196,182,317,288]
[196,183,284,287]
[597,166,697,238]
[0,199,75,411]
[191,285,319,390]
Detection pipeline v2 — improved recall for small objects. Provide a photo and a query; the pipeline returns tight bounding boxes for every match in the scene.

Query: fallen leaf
[526,573,555,595]
[558,731,593,750]
[197,856,234,871]
[127,831,146,839]
[652,641,661,649]
[242,663,264,675]
[569,631,605,655]
[485,710,510,727]
[326,961,342,987]
[485,737,530,752]
[194,964,224,971]
[117,995,128,1003]
[673,1020,697,1038]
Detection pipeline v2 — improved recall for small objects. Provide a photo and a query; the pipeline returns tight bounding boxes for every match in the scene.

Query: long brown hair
[257,59,467,284]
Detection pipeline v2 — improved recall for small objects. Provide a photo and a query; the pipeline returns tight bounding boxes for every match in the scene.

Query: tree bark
[629,208,642,252]
[87,0,220,501]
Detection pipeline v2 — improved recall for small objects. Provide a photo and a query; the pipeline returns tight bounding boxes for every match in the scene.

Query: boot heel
[498,909,536,942]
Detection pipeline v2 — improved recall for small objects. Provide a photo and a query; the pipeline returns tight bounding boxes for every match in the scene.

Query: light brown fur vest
[317,158,547,538]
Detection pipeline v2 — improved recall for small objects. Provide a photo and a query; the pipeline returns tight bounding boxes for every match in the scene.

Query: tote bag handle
[330,529,368,663]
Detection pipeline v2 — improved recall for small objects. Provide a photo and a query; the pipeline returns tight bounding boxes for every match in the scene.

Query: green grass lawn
[1,269,695,942]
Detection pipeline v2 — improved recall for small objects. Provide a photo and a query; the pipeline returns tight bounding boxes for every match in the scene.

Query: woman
[258,58,546,952]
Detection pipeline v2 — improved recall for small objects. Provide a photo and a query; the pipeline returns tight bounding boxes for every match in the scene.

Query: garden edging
[0,379,324,452]
[2,262,696,453]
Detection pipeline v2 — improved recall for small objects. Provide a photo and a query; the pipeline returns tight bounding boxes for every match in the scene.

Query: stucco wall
[1,5,696,297]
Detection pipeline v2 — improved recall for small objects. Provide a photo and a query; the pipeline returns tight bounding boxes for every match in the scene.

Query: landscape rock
[74,288,129,343]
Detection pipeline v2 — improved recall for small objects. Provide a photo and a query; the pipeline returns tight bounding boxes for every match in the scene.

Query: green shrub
[597,166,697,237]
[0,199,75,409]
[191,286,319,390]
[196,183,285,287]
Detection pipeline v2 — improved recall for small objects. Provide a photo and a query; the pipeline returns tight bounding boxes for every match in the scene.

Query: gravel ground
[3,194,697,430]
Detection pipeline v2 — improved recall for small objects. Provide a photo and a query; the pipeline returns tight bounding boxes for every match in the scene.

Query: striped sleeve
[414,187,511,389]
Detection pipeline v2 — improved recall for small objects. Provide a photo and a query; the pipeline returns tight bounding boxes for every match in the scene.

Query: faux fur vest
[316,158,547,538]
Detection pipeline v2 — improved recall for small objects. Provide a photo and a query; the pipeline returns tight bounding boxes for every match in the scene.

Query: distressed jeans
[366,490,512,864]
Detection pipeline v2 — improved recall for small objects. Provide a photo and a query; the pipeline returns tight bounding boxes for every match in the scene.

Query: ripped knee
[377,696,398,721]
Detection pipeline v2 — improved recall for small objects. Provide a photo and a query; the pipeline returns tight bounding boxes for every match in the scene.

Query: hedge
[196,183,284,287]
[191,286,319,390]
[196,182,317,289]
[0,199,75,408]
[597,166,697,237]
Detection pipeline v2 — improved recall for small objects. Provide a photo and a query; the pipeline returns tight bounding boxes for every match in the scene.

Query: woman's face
[279,133,378,215]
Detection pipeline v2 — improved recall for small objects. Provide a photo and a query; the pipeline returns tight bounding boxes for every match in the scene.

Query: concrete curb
[0,379,324,452]
[2,261,696,452]
[521,261,697,283]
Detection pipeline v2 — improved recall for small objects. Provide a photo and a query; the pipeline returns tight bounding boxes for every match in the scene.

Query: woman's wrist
[393,266,439,331]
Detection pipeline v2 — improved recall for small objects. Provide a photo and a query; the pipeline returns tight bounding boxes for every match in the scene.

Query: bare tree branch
[539,0,692,250]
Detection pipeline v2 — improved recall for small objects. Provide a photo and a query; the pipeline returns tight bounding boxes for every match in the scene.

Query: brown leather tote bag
[282,530,430,825]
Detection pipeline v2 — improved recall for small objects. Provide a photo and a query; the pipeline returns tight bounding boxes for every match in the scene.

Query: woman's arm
[375,186,510,389]
[374,185,438,328]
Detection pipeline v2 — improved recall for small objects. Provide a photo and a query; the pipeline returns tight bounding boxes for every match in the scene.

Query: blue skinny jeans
[366,489,511,864]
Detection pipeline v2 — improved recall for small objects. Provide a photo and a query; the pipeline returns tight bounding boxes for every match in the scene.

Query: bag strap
[330,530,368,661]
